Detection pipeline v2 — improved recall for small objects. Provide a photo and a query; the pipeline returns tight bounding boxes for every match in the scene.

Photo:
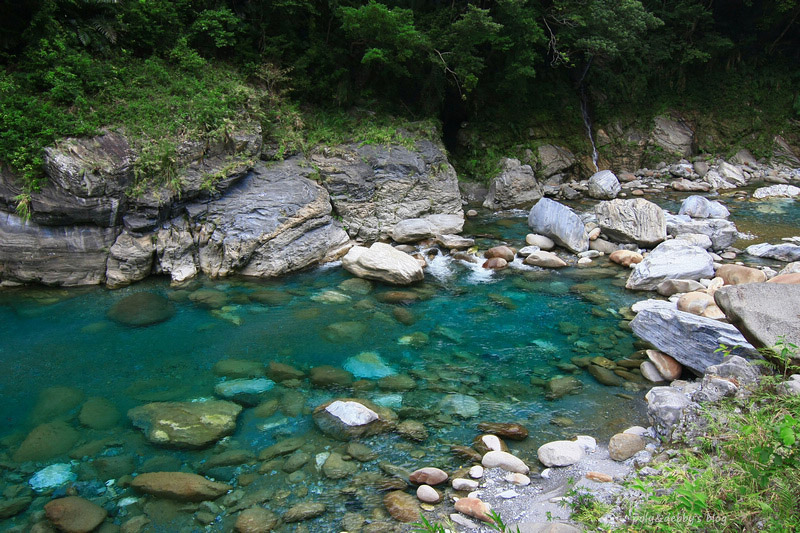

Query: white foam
[425,252,456,282]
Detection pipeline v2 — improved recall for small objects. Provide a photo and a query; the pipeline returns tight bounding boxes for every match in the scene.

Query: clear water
[0,214,670,531]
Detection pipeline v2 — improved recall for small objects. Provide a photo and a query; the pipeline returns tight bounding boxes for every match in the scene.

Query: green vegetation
[1,0,799,196]
[574,343,800,532]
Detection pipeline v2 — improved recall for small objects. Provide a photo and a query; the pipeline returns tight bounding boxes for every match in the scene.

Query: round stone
[416,484,441,503]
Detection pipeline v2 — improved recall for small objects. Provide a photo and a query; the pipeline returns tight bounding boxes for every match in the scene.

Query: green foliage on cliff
[1,0,798,189]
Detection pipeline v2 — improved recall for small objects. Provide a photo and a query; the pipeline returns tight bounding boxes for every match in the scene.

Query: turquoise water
[0,214,652,531]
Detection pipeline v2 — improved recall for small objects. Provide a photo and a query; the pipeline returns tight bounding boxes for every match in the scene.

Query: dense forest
[2,0,799,193]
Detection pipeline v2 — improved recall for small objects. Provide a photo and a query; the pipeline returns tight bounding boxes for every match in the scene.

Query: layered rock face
[312,140,463,241]
[1,131,460,287]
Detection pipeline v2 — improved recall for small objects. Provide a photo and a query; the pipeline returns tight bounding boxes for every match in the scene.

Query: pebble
[452,478,479,491]
[586,471,613,483]
[416,484,441,503]
[497,490,519,499]
[409,467,448,485]
[504,473,531,486]
[454,497,491,522]
[481,450,530,474]
[450,513,479,529]
[469,465,484,479]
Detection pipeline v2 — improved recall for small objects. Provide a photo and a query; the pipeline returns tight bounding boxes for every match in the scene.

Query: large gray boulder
[630,307,757,374]
[0,212,119,286]
[626,240,714,291]
[342,242,423,285]
[536,145,577,179]
[527,198,588,253]
[595,198,666,247]
[587,170,621,200]
[391,214,464,243]
[665,213,738,251]
[313,141,463,240]
[483,158,542,209]
[746,242,800,262]
[714,284,800,366]
[650,116,694,157]
[678,196,730,219]
[191,160,349,279]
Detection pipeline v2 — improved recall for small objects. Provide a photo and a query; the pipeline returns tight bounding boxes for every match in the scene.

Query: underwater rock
[131,472,231,502]
[30,386,85,423]
[476,422,529,441]
[322,452,358,479]
[266,361,305,382]
[438,394,480,418]
[310,365,354,388]
[213,359,266,379]
[546,376,583,399]
[322,321,368,343]
[396,420,428,442]
[107,292,174,326]
[214,378,275,406]
[13,421,80,462]
[45,496,107,533]
[383,490,420,523]
[377,374,416,392]
[78,397,121,430]
[343,352,397,379]
[127,400,242,448]
[235,506,279,533]
[29,463,76,492]
[283,501,326,523]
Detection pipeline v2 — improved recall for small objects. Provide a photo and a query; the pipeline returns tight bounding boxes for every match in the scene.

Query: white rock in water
[469,465,484,479]
[342,242,424,285]
[325,400,379,426]
[343,351,397,379]
[481,450,530,474]
[537,440,585,467]
[29,463,76,492]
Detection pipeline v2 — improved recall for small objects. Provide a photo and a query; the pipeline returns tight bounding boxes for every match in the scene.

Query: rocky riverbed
[1,123,799,531]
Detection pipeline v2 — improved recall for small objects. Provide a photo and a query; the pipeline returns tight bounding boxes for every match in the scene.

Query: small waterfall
[578,58,599,172]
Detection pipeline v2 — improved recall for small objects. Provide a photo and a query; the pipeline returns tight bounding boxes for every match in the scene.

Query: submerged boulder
[131,472,231,502]
[127,400,242,448]
[342,242,424,285]
[107,292,174,327]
